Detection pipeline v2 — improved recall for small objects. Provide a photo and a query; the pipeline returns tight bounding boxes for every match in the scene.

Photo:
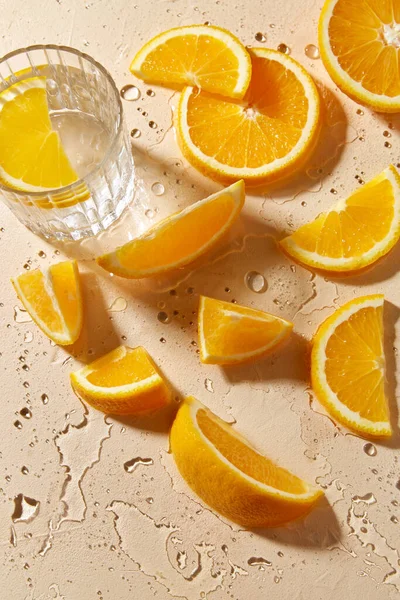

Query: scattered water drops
[151,182,165,196]
[383,130,391,137]
[120,84,141,101]
[186,287,194,295]
[107,297,127,312]
[21,466,29,475]
[356,108,364,115]
[146,89,155,97]
[145,209,155,219]
[149,120,157,129]
[225,287,231,293]
[12,494,40,523]
[24,331,33,343]
[160,337,166,343]
[301,201,307,207]
[384,141,392,148]
[395,479,400,490]
[352,492,376,505]
[245,271,268,293]
[255,32,266,42]
[14,420,22,429]
[146,497,154,504]
[204,378,214,393]
[20,407,32,419]
[23,381,30,388]
[14,306,33,323]
[290,265,296,272]
[330,188,337,194]
[157,301,166,309]
[22,364,29,371]
[142,111,148,117]
[23,263,30,270]
[124,457,154,473]
[390,515,398,524]
[41,393,49,405]
[157,311,170,324]
[364,443,377,456]
[304,44,320,59]
[248,557,272,568]
[270,23,275,28]
[277,43,290,54]
[130,128,141,138]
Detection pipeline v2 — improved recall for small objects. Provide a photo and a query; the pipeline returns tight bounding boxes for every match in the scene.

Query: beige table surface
[0,0,399,598]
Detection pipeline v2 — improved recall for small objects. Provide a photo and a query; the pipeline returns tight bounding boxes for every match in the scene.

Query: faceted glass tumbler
[0,44,135,241]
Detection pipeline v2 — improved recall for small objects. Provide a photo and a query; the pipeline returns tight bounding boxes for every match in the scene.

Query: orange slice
[130,25,251,99]
[312,295,391,438]
[319,0,400,112]
[176,48,320,185]
[198,296,293,365]
[70,345,171,415]
[96,180,245,278]
[279,165,400,273]
[170,397,323,527]
[11,260,82,346]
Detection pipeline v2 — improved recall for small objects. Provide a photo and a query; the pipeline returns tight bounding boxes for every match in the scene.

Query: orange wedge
[319,0,400,112]
[70,346,171,415]
[198,296,293,365]
[176,48,320,185]
[312,295,391,438]
[11,260,82,346]
[96,180,245,278]
[170,397,323,527]
[280,165,400,273]
[130,25,251,99]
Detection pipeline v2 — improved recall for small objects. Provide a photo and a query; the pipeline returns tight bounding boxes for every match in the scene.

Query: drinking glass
[0,44,135,241]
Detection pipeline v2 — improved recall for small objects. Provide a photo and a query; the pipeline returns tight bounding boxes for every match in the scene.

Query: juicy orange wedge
[11,260,83,346]
[96,180,245,278]
[312,295,391,438]
[130,25,252,99]
[198,296,293,365]
[319,0,400,111]
[71,345,171,415]
[170,396,323,527]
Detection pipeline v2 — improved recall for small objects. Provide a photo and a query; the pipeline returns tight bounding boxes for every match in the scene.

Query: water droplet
[169,289,177,296]
[204,20,211,25]
[352,492,376,505]
[40,393,49,405]
[383,130,391,137]
[146,89,155,97]
[245,271,268,293]
[301,200,307,207]
[364,443,377,456]
[277,551,284,557]
[157,311,170,324]
[24,331,33,343]
[157,301,166,309]
[22,364,29,372]
[124,457,154,473]
[255,32,266,42]
[149,120,157,129]
[20,407,32,419]
[21,466,29,475]
[304,44,320,59]
[14,306,33,323]
[146,497,154,504]
[395,479,400,490]
[290,265,296,272]
[390,515,398,524]
[23,381,30,388]
[277,43,290,54]
[384,141,392,148]
[248,557,272,567]
[204,378,214,393]
[107,297,127,312]
[151,182,165,196]
[38,250,46,258]
[225,287,231,293]
[160,337,166,343]
[23,263,30,270]
[12,494,40,523]
[142,111,148,117]
[130,128,141,138]
[14,420,22,429]
[191,340,197,346]
[356,108,364,115]
[330,188,337,194]
[120,84,140,101]
[274,576,281,584]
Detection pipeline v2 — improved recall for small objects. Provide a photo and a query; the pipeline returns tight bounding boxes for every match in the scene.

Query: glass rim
[0,43,124,199]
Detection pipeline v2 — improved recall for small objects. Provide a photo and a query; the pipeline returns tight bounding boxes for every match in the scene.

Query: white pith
[131,25,251,96]
[320,0,400,108]
[178,48,320,178]
[313,295,391,435]
[187,397,320,502]
[281,166,400,269]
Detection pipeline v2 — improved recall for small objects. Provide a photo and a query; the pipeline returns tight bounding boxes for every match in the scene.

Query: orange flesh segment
[139,35,242,96]
[289,175,396,257]
[49,262,80,335]
[15,270,64,334]
[328,0,400,97]
[197,409,307,494]
[324,306,388,422]
[187,53,308,169]
[86,347,157,387]
[119,193,235,270]
[202,299,289,357]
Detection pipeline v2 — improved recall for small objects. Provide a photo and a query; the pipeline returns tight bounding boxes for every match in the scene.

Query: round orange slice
[176,48,320,185]
[170,396,323,527]
[319,0,400,112]
[11,260,83,346]
[312,295,391,438]
[130,25,251,99]
[279,165,400,273]
[96,180,245,278]
[198,296,293,365]
[70,345,171,415]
